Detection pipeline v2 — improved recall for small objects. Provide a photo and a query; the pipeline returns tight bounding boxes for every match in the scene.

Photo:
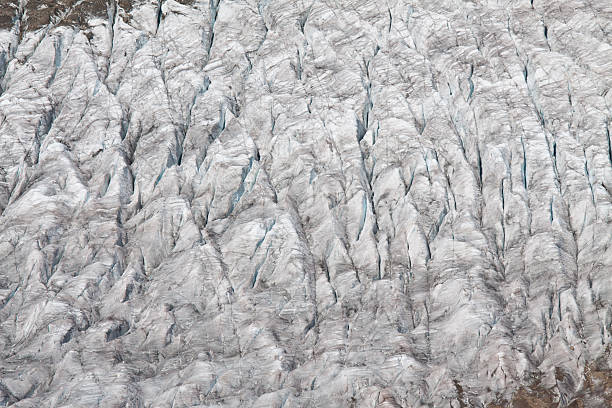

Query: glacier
[0,0,611,406]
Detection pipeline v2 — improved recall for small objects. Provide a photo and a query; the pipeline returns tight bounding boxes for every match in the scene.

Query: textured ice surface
[0,0,611,407]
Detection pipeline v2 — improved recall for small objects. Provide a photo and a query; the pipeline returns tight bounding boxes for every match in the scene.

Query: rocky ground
[0,0,611,407]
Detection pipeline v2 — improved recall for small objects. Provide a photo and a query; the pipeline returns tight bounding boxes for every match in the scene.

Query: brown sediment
[26,0,108,30]
[118,0,133,13]
[453,379,468,408]
[488,378,556,408]
[0,1,203,32]
[0,1,18,30]
[488,360,612,408]
[117,0,133,23]
[509,384,557,408]
[584,365,612,406]
[0,0,135,31]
